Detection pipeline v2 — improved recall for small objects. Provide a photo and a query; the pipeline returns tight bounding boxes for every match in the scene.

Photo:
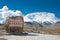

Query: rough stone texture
[5,16,24,33]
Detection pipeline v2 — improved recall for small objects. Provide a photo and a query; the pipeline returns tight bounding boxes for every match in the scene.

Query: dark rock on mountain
[43,21,52,25]
[55,21,60,27]
[24,21,43,30]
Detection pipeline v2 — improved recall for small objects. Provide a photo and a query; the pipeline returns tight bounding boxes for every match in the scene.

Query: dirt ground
[0,33,60,40]
[0,27,60,40]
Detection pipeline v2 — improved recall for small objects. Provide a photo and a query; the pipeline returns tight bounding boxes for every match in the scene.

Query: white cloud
[24,12,60,23]
[0,6,22,24]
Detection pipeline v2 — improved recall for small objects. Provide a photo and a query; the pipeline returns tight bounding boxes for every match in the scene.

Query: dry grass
[0,26,60,35]
[41,29,60,35]
[23,27,60,35]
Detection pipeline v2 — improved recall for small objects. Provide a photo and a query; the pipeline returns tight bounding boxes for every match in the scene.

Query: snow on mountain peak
[24,12,59,23]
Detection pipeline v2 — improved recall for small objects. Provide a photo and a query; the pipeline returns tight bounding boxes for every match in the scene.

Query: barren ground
[0,33,60,40]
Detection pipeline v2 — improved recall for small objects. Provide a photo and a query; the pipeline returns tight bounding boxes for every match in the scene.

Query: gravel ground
[0,33,60,40]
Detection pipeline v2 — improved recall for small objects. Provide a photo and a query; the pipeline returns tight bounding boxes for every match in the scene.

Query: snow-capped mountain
[24,12,58,23]
[24,12,60,29]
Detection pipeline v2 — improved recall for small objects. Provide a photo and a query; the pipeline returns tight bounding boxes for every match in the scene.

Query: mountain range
[24,21,60,30]
[0,6,60,30]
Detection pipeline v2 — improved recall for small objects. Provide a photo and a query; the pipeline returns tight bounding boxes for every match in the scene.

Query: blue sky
[0,0,60,18]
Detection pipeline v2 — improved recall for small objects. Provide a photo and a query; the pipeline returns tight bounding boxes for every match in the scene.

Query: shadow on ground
[5,33,39,36]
